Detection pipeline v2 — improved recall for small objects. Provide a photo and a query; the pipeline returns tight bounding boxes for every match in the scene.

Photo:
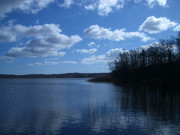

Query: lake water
[0,78,180,135]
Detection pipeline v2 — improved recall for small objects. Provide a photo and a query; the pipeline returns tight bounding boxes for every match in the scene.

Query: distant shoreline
[0,73,109,79]
[2,72,179,87]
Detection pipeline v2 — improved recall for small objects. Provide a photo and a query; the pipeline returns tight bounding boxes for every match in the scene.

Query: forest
[109,32,180,85]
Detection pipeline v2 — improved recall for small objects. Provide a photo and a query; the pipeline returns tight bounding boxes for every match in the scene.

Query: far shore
[0,73,109,79]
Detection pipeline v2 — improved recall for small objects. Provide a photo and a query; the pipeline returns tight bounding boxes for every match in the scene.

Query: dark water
[0,79,180,135]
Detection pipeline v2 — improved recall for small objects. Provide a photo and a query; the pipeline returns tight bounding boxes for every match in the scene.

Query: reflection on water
[0,79,180,135]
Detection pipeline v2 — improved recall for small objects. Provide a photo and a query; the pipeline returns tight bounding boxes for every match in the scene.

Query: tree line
[109,32,180,85]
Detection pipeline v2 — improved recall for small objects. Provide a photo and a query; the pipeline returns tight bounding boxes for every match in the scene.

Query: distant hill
[0,73,109,79]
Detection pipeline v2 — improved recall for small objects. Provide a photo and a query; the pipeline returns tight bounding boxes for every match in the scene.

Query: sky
[0,0,180,75]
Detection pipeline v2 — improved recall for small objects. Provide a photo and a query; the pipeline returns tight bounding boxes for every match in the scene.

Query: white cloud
[59,0,73,8]
[97,0,124,16]
[84,0,124,16]
[45,57,60,61]
[146,0,167,8]
[44,61,59,65]
[28,63,43,66]
[0,23,62,42]
[82,55,106,64]
[139,16,177,34]
[76,48,97,54]
[0,0,167,18]
[28,61,58,66]
[140,41,159,50]
[28,60,78,66]
[106,48,127,58]
[0,56,15,63]
[134,0,141,3]
[84,25,152,42]
[0,0,55,19]
[62,61,77,64]
[173,25,180,31]
[0,0,168,19]
[6,59,16,64]
[140,41,178,52]
[85,4,96,10]
[88,42,95,47]
[84,0,168,16]
[82,48,127,64]
[0,23,82,57]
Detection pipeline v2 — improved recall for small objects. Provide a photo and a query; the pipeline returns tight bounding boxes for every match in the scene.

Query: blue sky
[0,0,180,74]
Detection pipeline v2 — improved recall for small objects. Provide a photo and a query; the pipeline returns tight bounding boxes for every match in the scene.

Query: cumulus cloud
[0,0,55,19]
[139,16,177,34]
[59,0,73,8]
[85,4,96,11]
[84,0,124,16]
[84,25,152,42]
[76,48,97,54]
[140,42,159,50]
[0,23,82,57]
[88,42,95,47]
[0,23,62,42]
[146,0,167,8]
[106,48,127,58]
[97,0,124,16]
[82,48,127,64]
[84,0,168,16]
[62,61,77,64]
[140,41,178,53]
[0,0,168,18]
[174,25,180,31]
[7,46,67,57]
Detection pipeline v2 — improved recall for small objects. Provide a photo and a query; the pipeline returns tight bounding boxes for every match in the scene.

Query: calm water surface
[0,78,180,135]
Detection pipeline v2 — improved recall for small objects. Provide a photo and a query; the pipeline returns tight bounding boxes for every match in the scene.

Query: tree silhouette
[110,32,180,85]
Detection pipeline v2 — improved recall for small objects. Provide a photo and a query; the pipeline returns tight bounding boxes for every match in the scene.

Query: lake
[0,78,180,135]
